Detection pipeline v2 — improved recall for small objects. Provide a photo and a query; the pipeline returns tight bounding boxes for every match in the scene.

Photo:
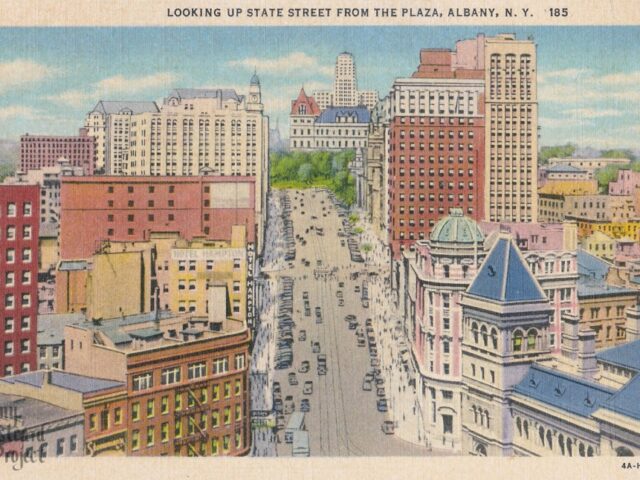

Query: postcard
[0,0,637,479]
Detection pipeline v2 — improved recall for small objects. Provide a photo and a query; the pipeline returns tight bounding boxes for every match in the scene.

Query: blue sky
[0,26,639,149]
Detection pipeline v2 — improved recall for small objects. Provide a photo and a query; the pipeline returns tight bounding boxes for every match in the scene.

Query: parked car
[382,420,395,435]
[377,399,388,412]
[288,372,298,386]
[317,354,327,375]
[312,342,321,354]
[284,395,295,414]
[303,381,313,395]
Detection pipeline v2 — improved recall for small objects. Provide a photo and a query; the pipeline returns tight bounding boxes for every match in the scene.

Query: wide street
[251,188,437,457]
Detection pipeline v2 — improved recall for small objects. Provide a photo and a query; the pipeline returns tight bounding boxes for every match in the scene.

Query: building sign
[247,243,255,326]
[171,248,246,261]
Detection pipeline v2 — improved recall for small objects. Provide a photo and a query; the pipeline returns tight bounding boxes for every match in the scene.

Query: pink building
[609,169,640,196]
[20,128,96,175]
[480,221,579,353]
[405,209,486,451]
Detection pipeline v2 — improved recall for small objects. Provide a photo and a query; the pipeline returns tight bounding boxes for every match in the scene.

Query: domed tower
[407,208,485,452]
[247,70,263,112]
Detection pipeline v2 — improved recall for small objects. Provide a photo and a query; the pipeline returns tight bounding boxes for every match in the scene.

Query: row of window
[4,315,31,333]
[1,202,32,217]
[4,338,31,355]
[132,356,246,391]
[4,292,33,309]
[1,225,33,240]
[27,435,79,459]
[3,270,33,287]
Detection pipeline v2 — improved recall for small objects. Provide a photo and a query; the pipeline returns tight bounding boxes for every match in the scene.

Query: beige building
[124,79,268,250]
[482,34,538,223]
[548,157,631,175]
[313,52,378,110]
[581,231,616,261]
[538,193,635,224]
[168,226,248,319]
[85,101,160,174]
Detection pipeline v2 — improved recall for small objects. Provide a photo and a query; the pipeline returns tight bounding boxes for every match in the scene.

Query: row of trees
[270,150,356,205]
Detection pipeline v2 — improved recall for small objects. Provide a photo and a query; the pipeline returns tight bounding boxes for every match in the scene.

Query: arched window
[527,329,538,351]
[539,426,545,446]
[567,438,573,456]
[587,446,594,457]
[481,325,488,347]
[472,322,479,343]
[558,434,565,455]
[523,420,529,439]
[473,406,478,424]
[546,430,553,450]
[514,330,524,352]
[616,446,634,457]
[485,410,490,429]
[516,417,522,437]
[579,442,585,457]
[475,444,487,456]
[490,328,498,350]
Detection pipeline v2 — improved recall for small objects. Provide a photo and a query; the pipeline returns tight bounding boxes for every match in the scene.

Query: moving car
[317,354,327,375]
[303,381,313,395]
[288,372,298,386]
[300,398,310,412]
[382,420,395,435]
[284,395,295,414]
[312,342,321,354]
[298,360,310,374]
[377,399,388,412]
[298,330,307,342]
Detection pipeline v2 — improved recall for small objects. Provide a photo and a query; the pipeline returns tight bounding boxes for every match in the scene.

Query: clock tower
[247,70,263,113]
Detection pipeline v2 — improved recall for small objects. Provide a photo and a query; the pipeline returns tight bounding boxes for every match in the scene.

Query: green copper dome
[430,208,484,244]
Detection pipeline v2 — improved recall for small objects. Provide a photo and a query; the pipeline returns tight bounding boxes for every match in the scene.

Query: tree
[297,163,313,183]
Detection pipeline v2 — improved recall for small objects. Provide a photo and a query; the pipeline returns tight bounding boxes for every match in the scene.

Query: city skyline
[0,26,639,149]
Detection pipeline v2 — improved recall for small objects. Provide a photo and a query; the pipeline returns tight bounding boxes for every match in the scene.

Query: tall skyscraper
[313,52,378,110]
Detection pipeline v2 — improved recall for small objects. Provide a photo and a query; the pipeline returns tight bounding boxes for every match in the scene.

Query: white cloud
[599,71,640,86]
[47,72,180,108]
[0,60,61,94]
[538,68,590,83]
[0,105,44,120]
[229,52,334,77]
[566,108,624,119]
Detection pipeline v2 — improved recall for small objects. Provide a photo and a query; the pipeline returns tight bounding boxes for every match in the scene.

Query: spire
[250,68,260,86]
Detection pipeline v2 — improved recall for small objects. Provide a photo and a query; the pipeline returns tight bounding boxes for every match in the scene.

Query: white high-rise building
[313,52,378,110]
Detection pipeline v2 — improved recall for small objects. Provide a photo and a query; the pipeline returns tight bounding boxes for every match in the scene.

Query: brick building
[64,301,251,457]
[0,184,39,376]
[20,129,96,175]
[387,48,485,258]
[59,175,255,260]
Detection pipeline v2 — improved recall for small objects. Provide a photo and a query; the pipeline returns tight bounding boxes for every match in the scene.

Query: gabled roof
[90,101,159,115]
[467,235,545,303]
[577,248,611,280]
[514,364,615,418]
[317,106,371,124]
[596,338,640,372]
[600,374,640,420]
[290,88,321,116]
[167,88,243,102]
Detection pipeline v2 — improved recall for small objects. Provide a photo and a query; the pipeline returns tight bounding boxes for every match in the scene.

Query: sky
[0,26,639,149]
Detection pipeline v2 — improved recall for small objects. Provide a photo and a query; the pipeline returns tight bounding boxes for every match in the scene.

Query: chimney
[207,284,228,330]
[625,304,640,341]
[577,326,598,380]
[560,312,580,363]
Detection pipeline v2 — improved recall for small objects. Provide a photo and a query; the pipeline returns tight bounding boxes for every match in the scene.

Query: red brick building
[20,128,96,175]
[387,49,485,259]
[0,184,39,375]
[60,175,256,259]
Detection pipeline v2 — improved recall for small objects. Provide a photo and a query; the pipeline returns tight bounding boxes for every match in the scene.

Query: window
[233,281,241,293]
[224,382,231,398]
[132,402,140,421]
[212,384,220,401]
[212,410,220,428]
[224,406,231,424]
[114,407,122,424]
[161,366,181,385]
[174,420,182,438]
[21,293,30,307]
[513,331,523,352]
[20,339,29,353]
[56,438,64,457]
[133,372,153,391]
[22,248,31,263]
[4,317,13,333]
[6,249,15,264]
[161,396,169,414]
[146,426,154,447]
[235,354,245,370]
[5,272,14,287]
[21,271,31,285]
[175,393,182,411]
[39,443,48,459]
[6,226,15,240]
[89,413,97,430]
[70,435,77,453]
[188,362,206,380]
[235,379,242,396]
[147,399,154,418]
[211,438,219,455]
[443,363,450,375]
[131,430,140,451]
[4,294,13,309]
[4,341,13,355]
[100,409,109,430]
[7,203,16,217]
[213,357,229,375]
[161,423,169,443]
